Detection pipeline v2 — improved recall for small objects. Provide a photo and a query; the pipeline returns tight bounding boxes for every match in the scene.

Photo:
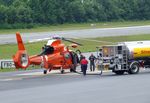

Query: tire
[114,71,124,75]
[61,70,64,74]
[70,64,76,72]
[43,70,47,74]
[128,62,139,74]
[70,69,73,72]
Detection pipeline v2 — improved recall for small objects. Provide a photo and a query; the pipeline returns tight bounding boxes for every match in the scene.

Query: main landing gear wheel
[61,70,64,74]
[43,70,47,74]
[70,69,73,72]
[70,64,76,73]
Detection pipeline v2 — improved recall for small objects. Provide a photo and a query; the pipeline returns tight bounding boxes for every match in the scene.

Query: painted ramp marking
[16,72,43,76]
[16,70,62,76]
[0,78,14,81]
[0,78,22,81]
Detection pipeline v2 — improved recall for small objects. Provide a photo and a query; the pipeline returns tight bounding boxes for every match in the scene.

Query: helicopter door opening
[70,52,80,69]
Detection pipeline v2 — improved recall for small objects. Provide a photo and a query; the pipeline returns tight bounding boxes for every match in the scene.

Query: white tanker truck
[97,41,150,75]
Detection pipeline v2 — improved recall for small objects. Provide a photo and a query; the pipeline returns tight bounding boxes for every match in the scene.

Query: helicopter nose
[30,55,42,65]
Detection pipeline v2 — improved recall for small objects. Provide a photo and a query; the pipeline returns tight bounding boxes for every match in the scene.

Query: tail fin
[16,32,25,50]
[13,32,30,69]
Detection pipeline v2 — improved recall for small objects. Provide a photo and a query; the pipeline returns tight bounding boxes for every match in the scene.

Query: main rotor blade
[28,38,51,43]
[72,37,114,44]
[28,35,83,46]
[62,37,83,46]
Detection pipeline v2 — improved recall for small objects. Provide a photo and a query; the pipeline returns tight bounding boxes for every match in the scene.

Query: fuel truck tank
[120,41,150,59]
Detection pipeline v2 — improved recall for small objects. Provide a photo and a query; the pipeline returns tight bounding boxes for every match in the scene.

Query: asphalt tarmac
[0,69,150,103]
[1,25,150,44]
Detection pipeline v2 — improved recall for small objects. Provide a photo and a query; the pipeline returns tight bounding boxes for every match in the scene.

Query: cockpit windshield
[39,46,54,56]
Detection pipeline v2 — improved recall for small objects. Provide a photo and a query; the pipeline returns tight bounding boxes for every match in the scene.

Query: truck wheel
[114,71,124,75]
[128,62,139,74]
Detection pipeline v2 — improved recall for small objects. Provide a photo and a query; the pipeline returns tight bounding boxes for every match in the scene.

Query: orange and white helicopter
[13,32,82,74]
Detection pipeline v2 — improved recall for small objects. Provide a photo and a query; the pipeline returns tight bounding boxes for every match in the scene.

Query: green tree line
[0,0,150,29]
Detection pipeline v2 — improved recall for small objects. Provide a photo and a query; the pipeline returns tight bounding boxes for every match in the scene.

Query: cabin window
[64,53,70,59]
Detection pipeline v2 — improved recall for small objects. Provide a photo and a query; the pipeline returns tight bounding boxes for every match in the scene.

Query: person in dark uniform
[71,52,80,72]
[99,49,102,57]
[89,53,96,71]
[80,56,88,76]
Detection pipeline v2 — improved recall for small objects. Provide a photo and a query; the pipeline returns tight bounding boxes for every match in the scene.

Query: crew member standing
[89,53,96,71]
[80,57,88,76]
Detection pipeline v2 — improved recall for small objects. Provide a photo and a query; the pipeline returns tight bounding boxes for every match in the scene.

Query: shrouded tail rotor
[12,32,30,69]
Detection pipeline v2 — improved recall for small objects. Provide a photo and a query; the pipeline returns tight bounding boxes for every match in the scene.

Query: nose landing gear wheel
[43,70,47,74]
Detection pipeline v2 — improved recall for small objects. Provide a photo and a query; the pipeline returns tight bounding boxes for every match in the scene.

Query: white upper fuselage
[46,39,57,46]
